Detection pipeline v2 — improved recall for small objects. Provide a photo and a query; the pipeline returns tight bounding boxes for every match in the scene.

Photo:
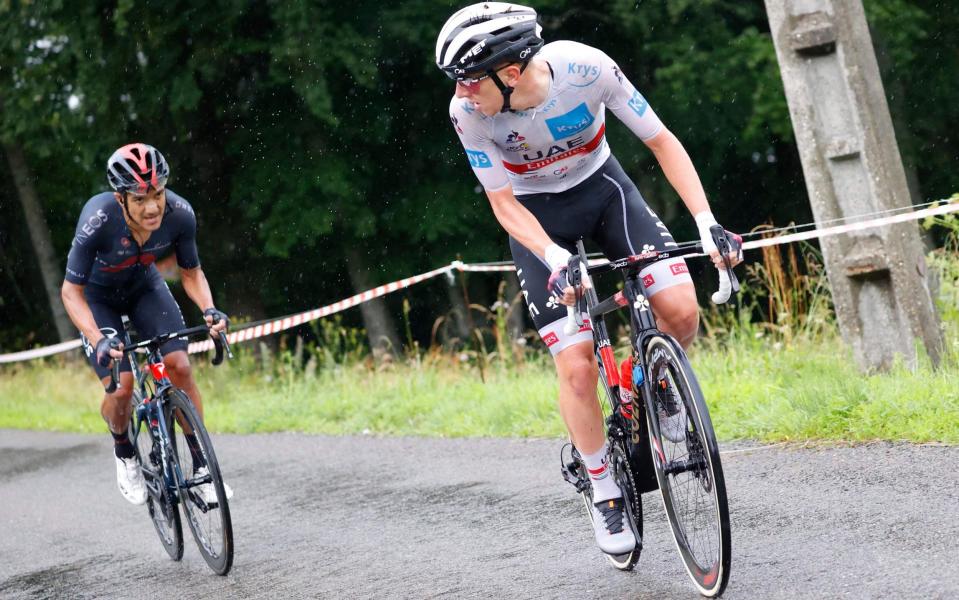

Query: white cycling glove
[695,211,720,257]
[544,243,573,273]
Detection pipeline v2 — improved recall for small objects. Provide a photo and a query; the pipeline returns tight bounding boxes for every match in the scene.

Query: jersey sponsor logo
[73,208,110,246]
[173,199,195,215]
[462,100,475,114]
[643,273,655,287]
[612,65,624,84]
[504,130,529,152]
[543,331,559,347]
[99,252,157,273]
[567,62,601,87]
[545,102,595,140]
[628,90,648,117]
[503,123,606,174]
[540,98,558,113]
[465,149,493,169]
[522,136,584,161]
[670,263,689,276]
[450,114,464,134]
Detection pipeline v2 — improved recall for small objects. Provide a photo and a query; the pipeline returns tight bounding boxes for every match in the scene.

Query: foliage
[0,0,957,354]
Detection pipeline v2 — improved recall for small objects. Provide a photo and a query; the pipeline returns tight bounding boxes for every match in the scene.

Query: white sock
[580,442,622,503]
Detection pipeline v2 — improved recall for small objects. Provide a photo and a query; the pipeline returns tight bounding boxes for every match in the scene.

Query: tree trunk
[344,248,402,356]
[0,230,34,317]
[4,142,74,342]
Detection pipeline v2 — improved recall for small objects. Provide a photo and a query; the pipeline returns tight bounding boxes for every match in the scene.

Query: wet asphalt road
[1,430,957,599]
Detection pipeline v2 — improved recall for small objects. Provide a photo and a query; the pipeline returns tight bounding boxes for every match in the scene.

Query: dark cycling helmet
[106,143,169,196]
[436,3,544,112]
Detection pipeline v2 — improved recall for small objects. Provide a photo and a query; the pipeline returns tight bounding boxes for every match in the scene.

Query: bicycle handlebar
[559,232,743,336]
[103,326,232,393]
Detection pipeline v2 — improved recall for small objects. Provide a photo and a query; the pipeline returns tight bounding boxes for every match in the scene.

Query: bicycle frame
[115,322,228,510]
[568,240,706,405]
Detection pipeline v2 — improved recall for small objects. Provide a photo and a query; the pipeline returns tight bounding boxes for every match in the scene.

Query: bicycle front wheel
[131,408,183,561]
[167,389,234,576]
[643,335,730,597]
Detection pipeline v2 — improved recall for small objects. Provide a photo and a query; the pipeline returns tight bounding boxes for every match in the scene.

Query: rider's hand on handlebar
[547,267,577,306]
[95,336,124,368]
[695,212,743,270]
[545,243,578,306]
[203,307,229,335]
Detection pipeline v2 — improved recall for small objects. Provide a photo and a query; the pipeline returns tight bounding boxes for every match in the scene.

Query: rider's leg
[100,371,136,435]
[554,341,603,453]
[554,340,623,502]
[647,282,699,348]
[163,350,203,418]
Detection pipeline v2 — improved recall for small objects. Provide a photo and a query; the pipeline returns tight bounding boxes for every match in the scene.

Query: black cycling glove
[203,307,229,329]
[95,336,122,368]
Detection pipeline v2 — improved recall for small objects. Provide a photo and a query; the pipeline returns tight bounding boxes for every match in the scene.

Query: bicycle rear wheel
[167,389,234,575]
[643,335,730,597]
[131,406,183,561]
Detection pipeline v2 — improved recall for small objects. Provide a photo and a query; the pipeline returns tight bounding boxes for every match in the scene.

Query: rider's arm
[642,128,710,218]
[485,184,556,258]
[448,97,567,269]
[61,281,104,344]
[180,266,216,313]
[599,50,738,266]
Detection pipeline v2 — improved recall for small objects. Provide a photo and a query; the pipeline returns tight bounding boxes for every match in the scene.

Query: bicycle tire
[167,389,234,576]
[130,400,183,562]
[643,335,730,597]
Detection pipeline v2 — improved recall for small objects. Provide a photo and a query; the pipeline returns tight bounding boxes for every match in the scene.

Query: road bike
[106,319,235,575]
[560,227,740,597]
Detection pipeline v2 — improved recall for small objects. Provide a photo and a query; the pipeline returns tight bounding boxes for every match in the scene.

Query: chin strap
[490,61,531,113]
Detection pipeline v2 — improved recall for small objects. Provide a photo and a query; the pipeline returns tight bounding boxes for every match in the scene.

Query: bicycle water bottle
[619,358,642,444]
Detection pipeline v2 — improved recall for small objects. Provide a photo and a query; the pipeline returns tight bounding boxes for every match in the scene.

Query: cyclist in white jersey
[437,3,741,556]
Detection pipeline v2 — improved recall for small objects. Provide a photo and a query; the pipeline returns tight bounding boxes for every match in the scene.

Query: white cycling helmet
[436,3,544,111]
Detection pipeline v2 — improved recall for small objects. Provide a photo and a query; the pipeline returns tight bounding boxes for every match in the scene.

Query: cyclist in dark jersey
[60,143,232,505]
[437,3,741,556]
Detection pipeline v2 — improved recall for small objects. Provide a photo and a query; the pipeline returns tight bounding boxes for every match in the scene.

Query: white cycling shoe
[590,497,637,555]
[194,466,234,505]
[115,456,147,505]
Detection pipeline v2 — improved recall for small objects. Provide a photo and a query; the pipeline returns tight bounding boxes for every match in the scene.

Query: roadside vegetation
[2,207,957,443]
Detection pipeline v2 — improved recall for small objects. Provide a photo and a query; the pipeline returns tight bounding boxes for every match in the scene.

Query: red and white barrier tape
[2,200,956,364]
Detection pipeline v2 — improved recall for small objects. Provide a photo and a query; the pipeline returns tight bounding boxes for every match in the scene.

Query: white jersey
[448,40,664,195]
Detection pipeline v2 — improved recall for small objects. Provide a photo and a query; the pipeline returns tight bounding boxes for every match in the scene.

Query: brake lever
[105,359,121,393]
[709,225,742,303]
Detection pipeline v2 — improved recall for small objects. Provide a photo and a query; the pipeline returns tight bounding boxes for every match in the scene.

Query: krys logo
[628,89,648,117]
[465,149,493,169]
[567,62,600,87]
[545,102,595,141]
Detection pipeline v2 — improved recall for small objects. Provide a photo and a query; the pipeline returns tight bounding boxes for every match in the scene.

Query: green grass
[2,331,957,442]
[4,216,957,442]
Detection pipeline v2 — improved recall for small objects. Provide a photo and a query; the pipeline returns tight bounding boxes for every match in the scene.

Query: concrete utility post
[764,0,943,371]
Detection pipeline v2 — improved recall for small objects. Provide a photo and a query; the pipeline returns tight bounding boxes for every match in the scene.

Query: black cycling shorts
[510,155,692,355]
[80,280,188,379]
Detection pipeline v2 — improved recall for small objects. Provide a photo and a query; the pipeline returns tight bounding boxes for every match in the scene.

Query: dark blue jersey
[64,190,200,289]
